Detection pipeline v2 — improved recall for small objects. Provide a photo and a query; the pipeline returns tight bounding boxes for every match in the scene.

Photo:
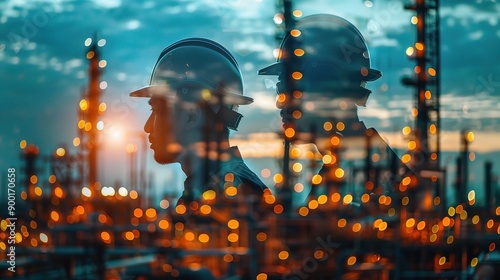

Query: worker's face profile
[275,70,360,139]
[144,95,184,164]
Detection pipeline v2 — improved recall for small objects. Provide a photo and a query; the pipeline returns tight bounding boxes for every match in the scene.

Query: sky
[1,0,499,205]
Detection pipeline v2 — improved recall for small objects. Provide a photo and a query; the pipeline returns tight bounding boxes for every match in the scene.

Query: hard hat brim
[129,85,254,105]
[258,62,382,81]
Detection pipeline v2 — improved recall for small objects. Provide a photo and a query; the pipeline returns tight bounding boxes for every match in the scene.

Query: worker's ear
[184,103,203,131]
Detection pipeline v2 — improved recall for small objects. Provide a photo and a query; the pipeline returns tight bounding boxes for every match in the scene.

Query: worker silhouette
[259,14,417,211]
[259,13,422,279]
[131,38,268,204]
[126,38,268,280]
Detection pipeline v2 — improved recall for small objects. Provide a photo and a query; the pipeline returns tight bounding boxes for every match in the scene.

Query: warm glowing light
[285,128,295,138]
[331,193,341,203]
[72,137,81,147]
[335,168,344,178]
[294,48,305,56]
[74,205,85,215]
[84,122,92,131]
[175,222,184,231]
[290,148,301,158]
[439,256,446,265]
[274,204,284,214]
[311,174,322,185]
[34,186,42,196]
[30,175,38,184]
[80,99,88,111]
[265,194,276,204]
[417,221,426,230]
[415,42,424,51]
[292,71,302,80]
[133,208,143,218]
[98,59,107,68]
[447,236,454,244]
[361,193,370,203]
[406,218,416,228]
[227,219,239,229]
[294,183,304,193]
[314,250,324,260]
[202,190,216,200]
[20,140,27,149]
[256,232,267,242]
[460,210,468,220]
[290,29,301,37]
[408,140,416,150]
[50,211,59,222]
[184,232,195,241]
[347,256,357,265]
[425,90,432,100]
[443,217,451,227]
[278,250,289,260]
[318,195,328,205]
[56,148,66,157]
[292,9,303,17]
[411,16,418,24]
[352,223,361,233]
[299,207,309,217]
[402,154,411,163]
[330,136,340,146]
[322,154,336,164]
[227,233,239,242]
[158,220,169,230]
[466,131,474,142]
[336,122,345,131]
[323,121,333,131]
[343,194,353,205]
[471,257,478,267]
[338,218,347,228]
[412,107,419,116]
[145,208,156,220]
[129,190,138,199]
[292,162,303,172]
[406,47,415,56]
[257,273,268,280]
[428,68,436,76]
[430,234,437,242]
[472,215,480,224]
[125,143,136,154]
[468,190,475,201]
[99,102,107,112]
[200,205,211,215]
[176,205,186,215]
[101,231,111,242]
[402,197,409,206]
[225,186,237,196]
[429,124,437,134]
[54,186,64,198]
[86,51,95,59]
[308,200,319,210]
[402,126,411,135]
[198,233,210,243]
[490,243,496,251]
[448,207,455,216]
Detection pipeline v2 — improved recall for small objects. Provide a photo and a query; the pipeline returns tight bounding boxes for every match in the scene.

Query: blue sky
[1,0,499,204]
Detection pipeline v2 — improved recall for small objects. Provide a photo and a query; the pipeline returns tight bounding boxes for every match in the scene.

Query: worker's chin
[153,152,178,164]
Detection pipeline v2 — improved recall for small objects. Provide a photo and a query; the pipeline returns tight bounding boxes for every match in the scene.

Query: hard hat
[259,14,381,81]
[130,38,252,130]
